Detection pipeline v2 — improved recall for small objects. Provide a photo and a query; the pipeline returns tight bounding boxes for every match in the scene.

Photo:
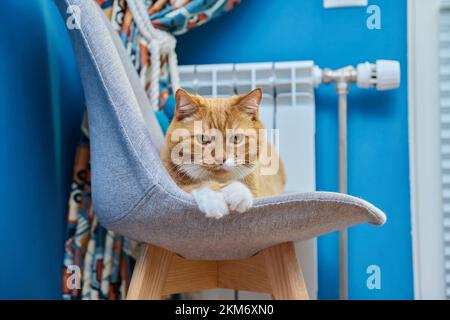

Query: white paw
[191,188,229,219]
[221,182,253,213]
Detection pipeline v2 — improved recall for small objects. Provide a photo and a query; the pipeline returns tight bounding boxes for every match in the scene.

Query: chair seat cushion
[101,187,385,260]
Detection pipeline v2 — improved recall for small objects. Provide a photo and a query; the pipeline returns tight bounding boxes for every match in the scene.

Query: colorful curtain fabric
[62,0,239,300]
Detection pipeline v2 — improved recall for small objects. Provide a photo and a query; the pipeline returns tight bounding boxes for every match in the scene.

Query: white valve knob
[375,60,401,90]
[356,60,401,90]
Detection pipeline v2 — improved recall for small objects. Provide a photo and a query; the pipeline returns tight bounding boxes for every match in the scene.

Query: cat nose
[221,158,235,170]
[216,155,226,165]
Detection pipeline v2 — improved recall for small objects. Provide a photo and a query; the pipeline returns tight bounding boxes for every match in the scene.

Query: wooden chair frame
[127,242,309,300]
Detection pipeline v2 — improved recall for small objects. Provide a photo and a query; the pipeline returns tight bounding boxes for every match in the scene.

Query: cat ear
[237,88,262,117]
[175,88,197,121]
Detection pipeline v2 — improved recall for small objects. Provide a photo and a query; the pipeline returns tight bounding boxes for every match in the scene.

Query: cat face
[165,88,265,182]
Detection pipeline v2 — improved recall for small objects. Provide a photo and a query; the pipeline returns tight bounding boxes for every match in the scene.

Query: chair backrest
[56,0,179,222]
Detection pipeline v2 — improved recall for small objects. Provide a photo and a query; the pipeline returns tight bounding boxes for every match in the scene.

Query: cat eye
[230,133,244,145]
[196,134,212,145]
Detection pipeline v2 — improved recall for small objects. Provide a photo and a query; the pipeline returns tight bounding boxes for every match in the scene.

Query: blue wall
[176,0,413,299]
[0,0,412,299]
[0,1,84,298]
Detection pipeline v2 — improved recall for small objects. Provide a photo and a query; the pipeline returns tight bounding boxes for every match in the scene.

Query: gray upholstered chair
[56,0,386,300]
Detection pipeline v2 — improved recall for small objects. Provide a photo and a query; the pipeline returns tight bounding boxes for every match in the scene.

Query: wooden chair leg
[127,244,174,300]
[263,242,309,300]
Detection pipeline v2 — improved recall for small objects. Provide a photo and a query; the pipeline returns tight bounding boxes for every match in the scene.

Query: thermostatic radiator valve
[314,60,401,90]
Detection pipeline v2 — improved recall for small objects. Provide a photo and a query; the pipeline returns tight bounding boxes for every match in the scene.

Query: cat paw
[222,182,253,213]
[191,188,229,219]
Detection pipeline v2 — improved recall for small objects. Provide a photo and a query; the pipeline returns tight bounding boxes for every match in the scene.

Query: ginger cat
[160,88,286,219]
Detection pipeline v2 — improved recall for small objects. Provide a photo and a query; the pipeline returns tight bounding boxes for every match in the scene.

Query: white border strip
[408,0,446,300]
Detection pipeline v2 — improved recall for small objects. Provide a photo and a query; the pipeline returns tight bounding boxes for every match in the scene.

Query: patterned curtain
[62,0,239,300]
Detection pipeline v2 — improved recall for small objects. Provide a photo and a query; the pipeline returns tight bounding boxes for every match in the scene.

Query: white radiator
[178,61,317,299]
